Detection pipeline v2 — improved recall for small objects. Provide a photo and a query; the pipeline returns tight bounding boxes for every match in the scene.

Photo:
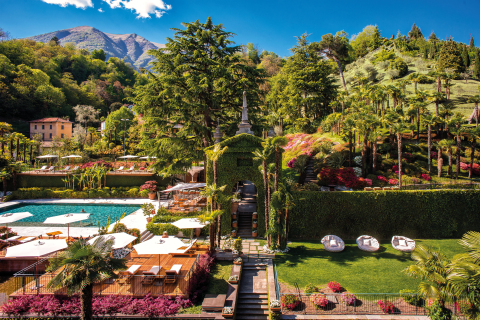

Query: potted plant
[270,300,281,312]
[141,202,155,222]
[140,180,158,200]
[222,307,234,318]
[228,275,239,284]
[252,219,258,228]
[252,229,258,238]
[232,220,237,228]
[233,237,242,254]
[231,193,241,212]
[232,211,237,219]
[233,257,242,265]
[231,229,237,237]
[252,211,258,219]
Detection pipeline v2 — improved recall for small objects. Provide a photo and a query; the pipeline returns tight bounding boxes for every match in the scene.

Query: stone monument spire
[236,91,254,135]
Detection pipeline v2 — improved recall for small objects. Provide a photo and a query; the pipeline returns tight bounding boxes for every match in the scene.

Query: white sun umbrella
[88,232,137,249]
[0,212,33,238]
[172,218,208,241]
[43,213,90,239]
[36,155,58,159]
[138,156,157,160]
[117,155,139,159]
[134,236,185,267]
[61,155,82,165]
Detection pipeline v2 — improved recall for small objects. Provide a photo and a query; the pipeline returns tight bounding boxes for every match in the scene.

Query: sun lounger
[170,239,197,256]
[58,166,71,172]
[321,235,345,252]
[44,166,55,173]
[119,264,141,284]
[165,264,182,284]
[125,166,135,173]
[391,236,416,252]
[115,166,124,173]
[141,265,160,285]
[356,235,380,252]
[35,166,47,172]
[19,237,36,243]
[6,235,21,242]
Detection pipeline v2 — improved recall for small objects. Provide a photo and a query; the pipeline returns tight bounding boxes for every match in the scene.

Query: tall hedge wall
[14,174,167,189]
[289,190,480,240]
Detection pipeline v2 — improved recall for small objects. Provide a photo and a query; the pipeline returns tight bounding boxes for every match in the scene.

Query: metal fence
[400,179,480,191]
[279,293,465,317]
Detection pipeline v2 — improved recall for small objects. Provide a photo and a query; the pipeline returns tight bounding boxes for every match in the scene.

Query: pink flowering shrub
[340,293,357,306]
[1,295,191,317]
[287,158,297,169]
[80,160,113,169]
[283,133,334,166]
[328,281,341,293]
[460,162,480,175]
[310,293,329,309]
[281,294,300,311]
[319,167,366,189]
[388,179,398,185]
[140,180,158,193]
[364,179,372,186]
[377,300,395,313]
[392,165,399,171]
[377,175,388,183]
[421,173,431,181]
[431,151,438,158]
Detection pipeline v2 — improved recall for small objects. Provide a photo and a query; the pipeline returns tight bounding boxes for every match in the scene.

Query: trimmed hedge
[4,187,149,201]
[288,190,480,239]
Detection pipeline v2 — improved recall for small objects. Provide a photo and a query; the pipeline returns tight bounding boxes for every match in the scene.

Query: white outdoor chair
[356,235,380,252]
[391,236,416,252]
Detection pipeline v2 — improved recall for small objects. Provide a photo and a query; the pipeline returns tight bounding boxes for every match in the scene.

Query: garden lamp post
[120,119,130,156]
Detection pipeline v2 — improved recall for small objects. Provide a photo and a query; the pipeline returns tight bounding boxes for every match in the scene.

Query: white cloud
[98,8,104,12]
[101,0,171,18]
[41,0,93,8]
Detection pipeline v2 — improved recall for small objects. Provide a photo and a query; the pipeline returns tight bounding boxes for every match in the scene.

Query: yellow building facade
[29,118,73,141]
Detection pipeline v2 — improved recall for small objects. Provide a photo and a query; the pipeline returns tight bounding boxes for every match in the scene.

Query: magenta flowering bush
[310,293,329,309]
[328,281,341,292]
[377,175,388,182]
[287,158,297,169]
[1,295,191,317]
[188,252,216,303]
[364,178,372,186]
[431,151,438,159]
[421,173,431,181]
[388,179,398,185]
[340,292,357,306]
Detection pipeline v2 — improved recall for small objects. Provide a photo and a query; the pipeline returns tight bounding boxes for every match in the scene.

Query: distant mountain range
[28,26,164,69]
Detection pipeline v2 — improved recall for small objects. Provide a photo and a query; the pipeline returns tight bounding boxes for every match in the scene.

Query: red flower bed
[80,160,113,169]
[377,300,395,313]
[281,294,300,311]
[460,162,480,175]
[327,281,341,293]
[319,168,366,189]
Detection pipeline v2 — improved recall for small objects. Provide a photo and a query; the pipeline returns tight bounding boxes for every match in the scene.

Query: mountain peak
[28,26,162,70]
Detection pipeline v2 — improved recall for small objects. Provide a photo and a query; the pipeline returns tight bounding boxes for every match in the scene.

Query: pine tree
[371,26,382,50]
[470,35,475,51]
[437,40,465,73]
[428,32,438,41]
[423,45,429,59]
[430,42,437,59]
[408,23,424,40]
[474,50,480,79]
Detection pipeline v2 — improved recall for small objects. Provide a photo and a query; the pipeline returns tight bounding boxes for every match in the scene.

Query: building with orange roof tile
[29,118,73,141]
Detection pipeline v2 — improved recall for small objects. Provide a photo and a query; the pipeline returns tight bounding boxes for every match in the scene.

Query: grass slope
[275,239,462,293]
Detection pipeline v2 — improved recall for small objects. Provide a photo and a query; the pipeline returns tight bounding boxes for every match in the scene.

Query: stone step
[236,309,269,315]
[235,316,268,320]
[238,294,268,299]
[236,303,268,310]
[237,299,268,304]
[243,267,266,271]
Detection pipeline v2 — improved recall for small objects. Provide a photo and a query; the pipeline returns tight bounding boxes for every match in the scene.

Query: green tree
[316,31,351,94]
[47,238,127,320]
[199,183,226,252]
[104,106,134,134]
[438,139,455,177]
[437,40,465,73]
[474,50,480,79]
[408,23,424,40]
[92,49,106,62]
[134,17,265,173]
[470,35,475,51]
[391,121,407,187]
[50,36,60,45]
[351,25,382,58]
[448,115,467,178]
[462,46,470,68]
[467,95,480,127]
[422,113,439,174]
[466,127,480,178]
[253,142,273,246]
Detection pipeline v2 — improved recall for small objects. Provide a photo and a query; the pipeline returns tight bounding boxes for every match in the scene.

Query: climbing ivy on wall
[205,134,276,236]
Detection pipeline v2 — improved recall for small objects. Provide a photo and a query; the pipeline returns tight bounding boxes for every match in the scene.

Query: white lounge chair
[356,235,380,252]
[44,166,55,173]
[170,239,197,256]
[142,265,161,285]
[119,264,141,284]
[391,236,416,252]
[58,166,71,172]
[165,264,182,283]
[321,235,345,252]
[125,166,135,173]
[35,166,47,172]
[115,166,124,173]
[19,237,36,243]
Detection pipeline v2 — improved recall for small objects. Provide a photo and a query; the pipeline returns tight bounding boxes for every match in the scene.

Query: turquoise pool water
[0,203,141,227]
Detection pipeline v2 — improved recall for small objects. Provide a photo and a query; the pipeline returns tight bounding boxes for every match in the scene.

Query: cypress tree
[474,50,480,79]
[470,35,475,51]
[462,46,470,68]
[408,23,424,40]
[428,32,438,41]
[429,42,437,59]
[423,45,429,59]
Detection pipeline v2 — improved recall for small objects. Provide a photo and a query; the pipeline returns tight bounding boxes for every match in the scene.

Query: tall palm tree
[435,142,443,178]
[253,143,273,246]
[428,91,445,117]
[466,127,480,178]
[270,137,288,192]
[467,95,480,127]
[449,115,467,178]
[409,100,428,145]
[422,114,440,175]
[403,245,451,305]
[438,139,455,178]
[208,144,227,249]
[391,121,407,187]
[200,183,226,250]
[408,73,421,94]
[47,238,127,320]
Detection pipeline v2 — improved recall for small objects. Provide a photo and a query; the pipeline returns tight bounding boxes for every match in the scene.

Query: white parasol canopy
[0,212,33,238]
[88,232,137,249]
[118,155,139,159]
[36,155,58,159]
[134,236,185,267]
[43,213,90,239]
[172,218,208,241]
[61,155,82,159]
[5,239,68,258]
[161,183,206,193]
[138,156,157,160]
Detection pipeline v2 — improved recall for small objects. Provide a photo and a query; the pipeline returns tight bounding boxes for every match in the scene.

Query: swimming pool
[0,203,141,227]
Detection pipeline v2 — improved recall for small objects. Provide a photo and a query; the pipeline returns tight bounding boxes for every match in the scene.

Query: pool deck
[0,198,167,238]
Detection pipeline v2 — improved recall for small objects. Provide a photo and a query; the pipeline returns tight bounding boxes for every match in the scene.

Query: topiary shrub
[146,222,179,236]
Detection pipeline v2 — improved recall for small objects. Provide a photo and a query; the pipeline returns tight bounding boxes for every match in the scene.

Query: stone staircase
[237,212,253,238]
[303,157,317,184]
[236,262,268,320]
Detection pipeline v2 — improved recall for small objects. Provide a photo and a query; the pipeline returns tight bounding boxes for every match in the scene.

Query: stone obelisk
[235,91,254,135]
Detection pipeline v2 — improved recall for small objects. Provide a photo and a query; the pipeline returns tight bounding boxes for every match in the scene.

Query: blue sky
[2,0,480,57]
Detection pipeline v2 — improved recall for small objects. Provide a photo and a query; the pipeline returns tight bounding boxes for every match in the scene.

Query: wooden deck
[10,248,208,298]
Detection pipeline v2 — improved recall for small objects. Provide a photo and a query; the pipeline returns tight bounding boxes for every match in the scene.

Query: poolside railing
[279,292,466,317]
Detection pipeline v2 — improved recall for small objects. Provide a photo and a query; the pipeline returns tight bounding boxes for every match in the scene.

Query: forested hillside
[0,37,145,129]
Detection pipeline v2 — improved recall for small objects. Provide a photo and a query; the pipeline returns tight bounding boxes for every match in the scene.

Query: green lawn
[275,239,463,294]
[180,261,233,314]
